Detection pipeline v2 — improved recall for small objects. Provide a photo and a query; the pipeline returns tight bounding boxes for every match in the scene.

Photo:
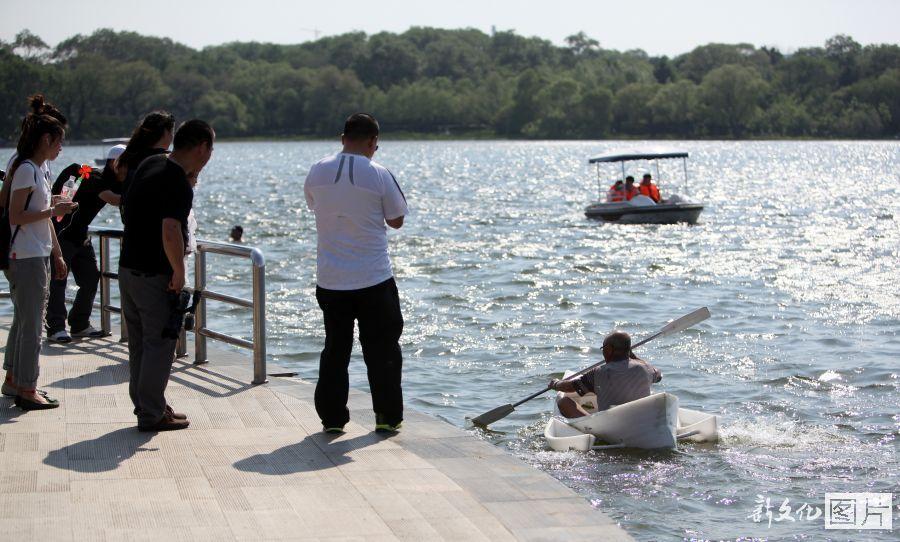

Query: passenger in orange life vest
[607,180,625,202]
[639,173,661,203]
[623,176,639,201]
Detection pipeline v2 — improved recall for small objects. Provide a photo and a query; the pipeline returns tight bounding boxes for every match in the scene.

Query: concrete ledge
[0,321,632,541]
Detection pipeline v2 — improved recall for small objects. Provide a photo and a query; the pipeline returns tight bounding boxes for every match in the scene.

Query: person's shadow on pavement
[44,427,155,472]
[234,431,394,474]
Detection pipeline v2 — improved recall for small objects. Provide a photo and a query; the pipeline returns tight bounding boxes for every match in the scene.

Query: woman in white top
[2,104,77,410]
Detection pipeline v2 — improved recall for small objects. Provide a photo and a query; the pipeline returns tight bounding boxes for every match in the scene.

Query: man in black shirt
[46,146,125,342]
[119,119,214,432]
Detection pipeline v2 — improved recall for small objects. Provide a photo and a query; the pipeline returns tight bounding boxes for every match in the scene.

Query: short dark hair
[173,119,214,151]
[343,113,379,141]
[625,176,635,182]
[603,331,631,357]
[643,173,652,179]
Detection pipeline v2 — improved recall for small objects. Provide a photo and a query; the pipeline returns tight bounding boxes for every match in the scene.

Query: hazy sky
[1,0,897,56]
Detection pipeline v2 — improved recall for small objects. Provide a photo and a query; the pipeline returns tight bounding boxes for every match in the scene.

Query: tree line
[1,28,898,141]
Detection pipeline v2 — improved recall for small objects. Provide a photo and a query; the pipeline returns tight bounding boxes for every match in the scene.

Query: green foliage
[0,28,897,141]
[649,80,700,135]
[700,65,769,137]
[0,48,43,139]
[195,90,249,136]
[675,43,772,83]
[614,83,659,134]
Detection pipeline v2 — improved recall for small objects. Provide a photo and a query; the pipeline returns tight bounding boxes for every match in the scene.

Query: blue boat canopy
[589,149,689,164]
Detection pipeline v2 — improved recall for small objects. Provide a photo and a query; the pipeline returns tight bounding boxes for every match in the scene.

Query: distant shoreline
[4,29,899,142]
[5,134,894,148]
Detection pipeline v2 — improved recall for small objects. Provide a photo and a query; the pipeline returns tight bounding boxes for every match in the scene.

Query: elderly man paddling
[550,331,662,418]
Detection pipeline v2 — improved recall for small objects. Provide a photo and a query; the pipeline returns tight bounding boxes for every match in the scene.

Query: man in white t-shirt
[304,113,409,434]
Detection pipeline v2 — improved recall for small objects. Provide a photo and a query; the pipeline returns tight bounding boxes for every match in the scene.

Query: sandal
[2,382,49,397]
[15,392,59,411]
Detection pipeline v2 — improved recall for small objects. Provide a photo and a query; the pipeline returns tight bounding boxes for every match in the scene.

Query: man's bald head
[602,331,632,360]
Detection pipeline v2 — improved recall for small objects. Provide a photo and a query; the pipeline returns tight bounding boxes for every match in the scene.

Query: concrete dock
[0,321,632,541]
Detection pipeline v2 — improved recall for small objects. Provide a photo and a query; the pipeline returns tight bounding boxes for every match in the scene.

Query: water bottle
[56,176,77,222]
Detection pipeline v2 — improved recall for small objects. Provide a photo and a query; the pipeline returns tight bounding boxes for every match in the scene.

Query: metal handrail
[92,227,267,385]
[194,239,267,385]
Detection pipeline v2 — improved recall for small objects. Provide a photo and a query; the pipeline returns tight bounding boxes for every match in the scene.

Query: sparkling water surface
[32,140,900,541]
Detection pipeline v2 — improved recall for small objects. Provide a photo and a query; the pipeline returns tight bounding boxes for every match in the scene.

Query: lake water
[20,140,900,540]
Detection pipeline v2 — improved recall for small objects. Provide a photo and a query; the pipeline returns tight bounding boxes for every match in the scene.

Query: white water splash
[720,417,849,449]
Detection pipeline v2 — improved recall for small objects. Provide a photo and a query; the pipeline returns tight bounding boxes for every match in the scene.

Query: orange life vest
[607,184,625,202]
[639,183,660,203]
[624,185,639,201]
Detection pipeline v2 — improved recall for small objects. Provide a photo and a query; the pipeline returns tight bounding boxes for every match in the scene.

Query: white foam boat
[544,371,720,451]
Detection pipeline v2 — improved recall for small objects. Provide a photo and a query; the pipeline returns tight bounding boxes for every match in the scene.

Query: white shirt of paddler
[304,152,408,291]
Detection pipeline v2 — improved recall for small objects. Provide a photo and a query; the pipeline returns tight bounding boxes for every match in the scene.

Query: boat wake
[719,416,849,449]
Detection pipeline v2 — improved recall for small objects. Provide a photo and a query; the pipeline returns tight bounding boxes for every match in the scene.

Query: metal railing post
[194,249,207,365]
[176,325,188,358]
[251,249,267,385]
[99,234,111,335]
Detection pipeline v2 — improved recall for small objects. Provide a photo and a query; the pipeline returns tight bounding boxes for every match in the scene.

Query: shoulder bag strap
[9,162,38,247]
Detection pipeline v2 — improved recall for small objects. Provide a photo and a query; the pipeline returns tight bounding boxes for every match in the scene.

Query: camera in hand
[162,289,200,339]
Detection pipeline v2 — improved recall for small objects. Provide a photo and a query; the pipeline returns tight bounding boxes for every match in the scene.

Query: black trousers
[314,277,404,428]
[45,237,100,334]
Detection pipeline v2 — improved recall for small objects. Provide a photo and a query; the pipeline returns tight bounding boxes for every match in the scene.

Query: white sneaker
[48,330,72,343]
[71,325,105,338]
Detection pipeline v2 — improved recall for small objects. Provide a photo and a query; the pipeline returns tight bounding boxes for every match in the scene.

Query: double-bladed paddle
[469,306,711,427]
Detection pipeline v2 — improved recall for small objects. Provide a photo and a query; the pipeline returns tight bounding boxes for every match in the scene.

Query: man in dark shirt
[550,331,662,418]
[119,119,214,432]
[45,146,125,342]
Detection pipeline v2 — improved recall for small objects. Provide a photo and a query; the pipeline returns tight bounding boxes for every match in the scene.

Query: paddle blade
[470,404,515,427]
[657,307,710,338]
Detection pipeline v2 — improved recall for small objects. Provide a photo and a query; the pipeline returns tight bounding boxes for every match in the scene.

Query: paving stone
[281,484,369,512]
[355,486,424,521]
[399,437,471,459]
[428,516,495,541]
[240,486,296,511]
[0,517,73,540]
[294,506,393,538]
[485,497,622,529]
[384,517,442,540]
[70,478,178,502]
[174,476,218,501]
[202,464,287,488]
[331,448,432,472]
[451,473,531,503]
[224,510,308,540]
[2,432,39,452]
[510,525,635,542]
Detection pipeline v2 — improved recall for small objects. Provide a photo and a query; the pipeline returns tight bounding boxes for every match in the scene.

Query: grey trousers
[118,267,177,427]
[3,257,50,390]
